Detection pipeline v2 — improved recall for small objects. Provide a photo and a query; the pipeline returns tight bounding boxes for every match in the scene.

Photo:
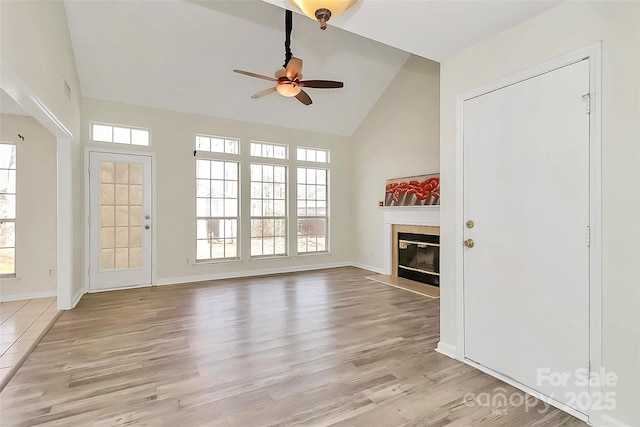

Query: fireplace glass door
[398,232,439,286]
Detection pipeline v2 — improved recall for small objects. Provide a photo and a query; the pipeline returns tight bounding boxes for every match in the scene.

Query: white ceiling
[64,0,409,137]
[64,0,561,137]
[263,0,562,61]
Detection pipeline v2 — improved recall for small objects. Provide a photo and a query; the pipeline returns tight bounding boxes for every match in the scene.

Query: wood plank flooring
[0,298,61,391]
[0,267,587,426]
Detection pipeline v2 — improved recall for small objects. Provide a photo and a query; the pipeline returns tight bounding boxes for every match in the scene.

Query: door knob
[463,239,475,248]
[145,225,150,230]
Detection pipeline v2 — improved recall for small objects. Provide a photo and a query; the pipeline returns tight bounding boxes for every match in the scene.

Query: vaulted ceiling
[1,89,28,117]
[62,0,560,137]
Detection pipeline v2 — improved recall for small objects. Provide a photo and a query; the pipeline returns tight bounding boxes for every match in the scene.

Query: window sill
[249,254,288,261]
[194,257,240,265]
[296,251,330,257]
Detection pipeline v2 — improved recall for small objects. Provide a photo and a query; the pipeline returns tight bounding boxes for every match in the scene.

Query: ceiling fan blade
[300,80,344,89]
[251,87,277,99]
[285,57,303,79]
[295,90,312,106]
[233,69,277,82]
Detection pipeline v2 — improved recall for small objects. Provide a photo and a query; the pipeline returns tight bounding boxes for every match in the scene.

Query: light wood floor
[0,267,587,426]
[0,297,60,390]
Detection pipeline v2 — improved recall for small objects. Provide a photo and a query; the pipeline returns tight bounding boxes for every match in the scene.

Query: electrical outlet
[48,268,53,275]
[186,259,190,265]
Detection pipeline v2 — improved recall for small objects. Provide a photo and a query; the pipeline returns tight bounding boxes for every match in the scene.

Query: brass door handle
[463,239,475,248]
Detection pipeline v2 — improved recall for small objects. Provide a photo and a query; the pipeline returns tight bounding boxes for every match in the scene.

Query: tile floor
[0,297,60,389]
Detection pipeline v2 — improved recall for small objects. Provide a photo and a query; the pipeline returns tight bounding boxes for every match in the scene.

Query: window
[92,123,150,146]
[193,136,330,260]
[196,135,239,155]
[99,161,144,270]
[297,147,329,163]
[297,167,328,253]
[250,164,287,257]
[251,141,287,159]
[195,159,239,260]
[0,143,16,275]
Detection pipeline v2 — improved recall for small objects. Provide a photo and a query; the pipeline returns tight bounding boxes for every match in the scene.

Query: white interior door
[463,59,590,412]
[89,151,152,291]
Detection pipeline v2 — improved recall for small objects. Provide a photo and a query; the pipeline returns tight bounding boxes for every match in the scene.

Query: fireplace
[397,232,439,286]
[381,206,440,289]
[389,223,440,288]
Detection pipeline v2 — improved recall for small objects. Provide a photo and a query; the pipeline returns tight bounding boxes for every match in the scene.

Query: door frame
[1,58,75,309]
[84,147,157,292]
[454,42,602,423]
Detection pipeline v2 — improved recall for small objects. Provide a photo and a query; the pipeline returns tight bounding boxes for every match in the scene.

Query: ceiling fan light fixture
[291,0,357,30]
[275,81,302,97]
[232,10,344,105]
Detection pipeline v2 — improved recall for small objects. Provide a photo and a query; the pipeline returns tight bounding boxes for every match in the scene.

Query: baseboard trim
[0,290,57,303]
[154,262,353,287]
[69,287,85,309]
[351,262,384,275]
[464,358,589,422]
[601,414,635,427]
[435,341,458,359]
[88,283,152,293]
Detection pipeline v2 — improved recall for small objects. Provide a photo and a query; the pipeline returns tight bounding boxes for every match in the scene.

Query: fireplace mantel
[382,206,440,275]
[382,206,440,227]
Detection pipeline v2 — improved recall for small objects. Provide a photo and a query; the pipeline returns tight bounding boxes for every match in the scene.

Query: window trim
[296,165,329,255]
[195,157,241,262]
[192,137,332,261]
[250,140,289,160]
[249,161,288,258]
[296,146,330,164]
[90,121,151,146]
[196,134,240,155]
[0,141,17,277]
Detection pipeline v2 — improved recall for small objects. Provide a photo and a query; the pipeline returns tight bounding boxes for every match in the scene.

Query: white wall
[439,2,640,425]
[351,55,440,272]
[0,1,84,303]
[81,98,353,284]
[0,114,57,300]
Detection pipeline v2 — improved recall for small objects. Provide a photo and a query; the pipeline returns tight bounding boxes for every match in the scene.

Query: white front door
[463,59,590,413]
[89,151,152,291]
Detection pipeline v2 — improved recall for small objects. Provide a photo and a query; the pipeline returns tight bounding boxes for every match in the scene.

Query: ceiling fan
[233,10,344,106]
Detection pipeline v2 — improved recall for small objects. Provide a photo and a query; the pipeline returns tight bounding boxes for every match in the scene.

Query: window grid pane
[250,142,288,160]
[91,123,149,146]
[297,147,329,163]
[0,143,16,275]
[196,159,239,261]
[100,161,144,270]
[196,135,239,155]
[297,167,328,254]
[251,163,287,257]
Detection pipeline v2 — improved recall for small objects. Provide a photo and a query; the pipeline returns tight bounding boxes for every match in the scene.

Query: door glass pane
[100,161,144,271]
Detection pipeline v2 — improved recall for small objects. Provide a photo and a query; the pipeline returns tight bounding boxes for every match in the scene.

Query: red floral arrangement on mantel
[384,174,440,206]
